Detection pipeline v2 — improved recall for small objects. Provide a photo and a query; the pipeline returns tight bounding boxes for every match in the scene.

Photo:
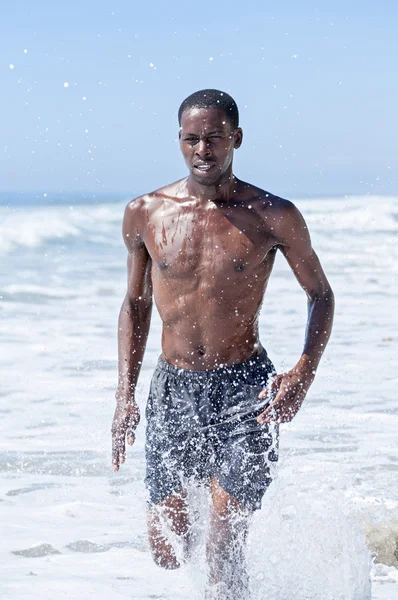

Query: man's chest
[143,204,276,279]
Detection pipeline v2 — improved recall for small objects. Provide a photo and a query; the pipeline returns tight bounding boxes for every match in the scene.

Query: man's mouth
[193,163,215,172]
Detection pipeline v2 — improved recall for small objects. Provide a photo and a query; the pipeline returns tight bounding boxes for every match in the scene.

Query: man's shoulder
[242,184,306,244]
[244,184,297,218]
[125,178,186,215]
[123,192,157,217]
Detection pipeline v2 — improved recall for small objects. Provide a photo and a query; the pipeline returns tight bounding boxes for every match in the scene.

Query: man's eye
[184,138,198,142]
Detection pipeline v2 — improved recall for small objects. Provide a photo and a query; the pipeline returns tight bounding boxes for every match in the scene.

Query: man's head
[178,89,243,185]
[178,89,239,130]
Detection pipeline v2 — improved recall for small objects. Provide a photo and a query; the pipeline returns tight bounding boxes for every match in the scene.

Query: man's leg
[147,489,191,569]
[206,477,252,598]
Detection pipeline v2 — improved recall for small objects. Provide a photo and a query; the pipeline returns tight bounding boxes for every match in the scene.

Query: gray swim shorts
[145,348,279,511]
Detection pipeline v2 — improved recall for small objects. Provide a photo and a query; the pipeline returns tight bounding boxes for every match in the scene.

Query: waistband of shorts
[156,347,269,378]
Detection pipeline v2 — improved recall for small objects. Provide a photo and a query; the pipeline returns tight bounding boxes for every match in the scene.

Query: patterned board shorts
[145,347,279,512]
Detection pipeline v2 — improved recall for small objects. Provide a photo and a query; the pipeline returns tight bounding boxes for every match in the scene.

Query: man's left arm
[257,200,335,424]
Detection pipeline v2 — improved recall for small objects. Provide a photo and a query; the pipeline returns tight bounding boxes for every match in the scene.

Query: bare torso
[135,178,280,369]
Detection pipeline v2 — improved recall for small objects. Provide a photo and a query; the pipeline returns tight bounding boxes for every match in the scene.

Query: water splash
[178,472,372,600]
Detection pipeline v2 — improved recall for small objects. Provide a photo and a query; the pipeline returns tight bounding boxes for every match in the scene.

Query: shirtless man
[111,89,334,598]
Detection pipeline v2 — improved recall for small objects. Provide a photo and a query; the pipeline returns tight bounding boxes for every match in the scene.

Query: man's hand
[256,367,315,425]
[111,390,140,472]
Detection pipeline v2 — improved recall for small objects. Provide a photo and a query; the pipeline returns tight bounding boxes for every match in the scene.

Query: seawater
[1,194,397,599]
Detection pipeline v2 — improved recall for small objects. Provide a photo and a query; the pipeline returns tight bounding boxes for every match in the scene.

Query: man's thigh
[213,420,279,512]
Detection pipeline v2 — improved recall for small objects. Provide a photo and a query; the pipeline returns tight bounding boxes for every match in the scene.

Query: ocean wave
[0,284,80,303]
[1,196,397,256]
[297,195,398,234]
[0,202,125,255]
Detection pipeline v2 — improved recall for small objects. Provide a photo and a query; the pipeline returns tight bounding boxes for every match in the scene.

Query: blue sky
[1,0,396,197]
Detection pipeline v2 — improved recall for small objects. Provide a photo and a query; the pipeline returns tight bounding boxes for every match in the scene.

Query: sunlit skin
[111,106,334,588]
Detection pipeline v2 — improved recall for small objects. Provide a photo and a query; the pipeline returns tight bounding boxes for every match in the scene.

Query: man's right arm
[117,198,153,395]
[112,198,153,471]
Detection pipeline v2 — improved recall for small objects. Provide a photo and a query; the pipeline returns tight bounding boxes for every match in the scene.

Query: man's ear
[234,127,243,149]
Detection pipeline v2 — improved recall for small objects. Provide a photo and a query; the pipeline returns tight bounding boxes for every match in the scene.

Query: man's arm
[112,198,153,470]
[258,199,335,424]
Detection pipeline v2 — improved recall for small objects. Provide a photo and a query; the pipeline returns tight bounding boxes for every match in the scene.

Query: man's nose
[195,140,211,158]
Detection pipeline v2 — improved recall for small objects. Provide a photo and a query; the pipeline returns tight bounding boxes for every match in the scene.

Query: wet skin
[139,179,278,368]
[111,107,334,584]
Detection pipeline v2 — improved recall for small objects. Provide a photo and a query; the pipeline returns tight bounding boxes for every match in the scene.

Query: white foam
[0,202,124,254]
[297,195,398,233]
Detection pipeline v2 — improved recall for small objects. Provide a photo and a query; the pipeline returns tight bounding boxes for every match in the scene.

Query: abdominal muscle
[158,298,264,370]
[151,248,274,370]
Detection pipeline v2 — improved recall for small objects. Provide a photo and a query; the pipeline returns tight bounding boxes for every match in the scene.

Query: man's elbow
[123,294,153,317]
[318,286,335,317]
[308,285,335,308]
[325,285,334,305]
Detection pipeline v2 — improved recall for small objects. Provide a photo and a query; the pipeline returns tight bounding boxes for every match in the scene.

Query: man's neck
[186,170,237,204]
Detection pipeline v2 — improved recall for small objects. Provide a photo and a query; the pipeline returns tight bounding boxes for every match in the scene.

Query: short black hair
[178,89,239,129]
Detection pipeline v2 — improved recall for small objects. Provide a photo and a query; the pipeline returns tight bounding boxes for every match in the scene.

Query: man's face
[179,107,242,185]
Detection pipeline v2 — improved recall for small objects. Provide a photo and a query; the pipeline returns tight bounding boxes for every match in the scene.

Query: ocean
[1,193,397,599]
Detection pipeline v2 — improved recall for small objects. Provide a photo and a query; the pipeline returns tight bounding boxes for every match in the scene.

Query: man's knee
[210,477,250,519]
